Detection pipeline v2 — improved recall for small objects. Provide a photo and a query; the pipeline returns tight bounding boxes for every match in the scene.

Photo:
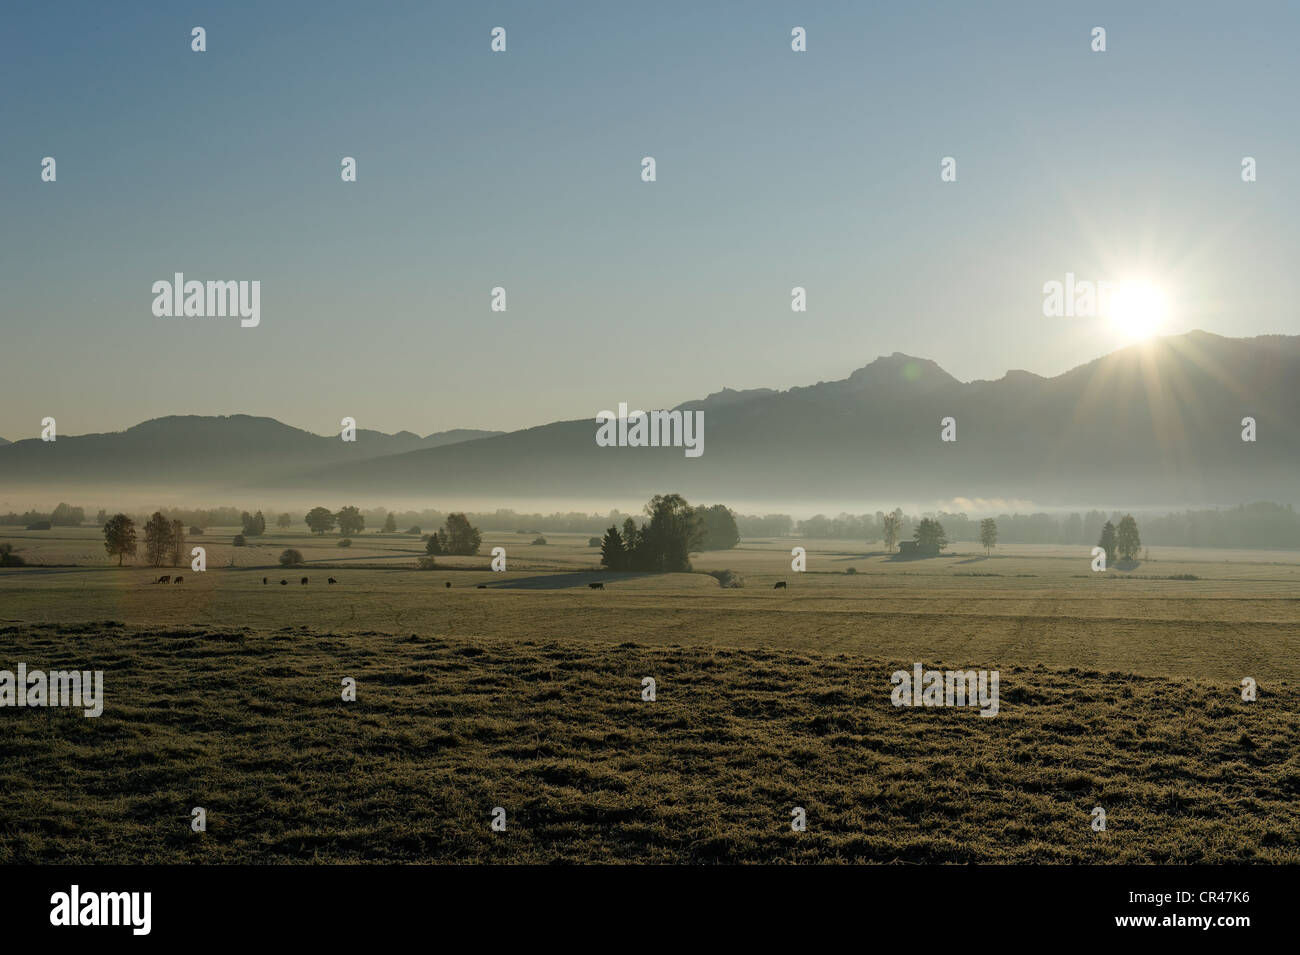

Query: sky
[2,0,1297,441]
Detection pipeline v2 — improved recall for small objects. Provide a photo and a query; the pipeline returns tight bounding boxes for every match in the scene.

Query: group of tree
[304,506,365,536]
[695,504,740,550]
[241,511,266,536]
[425,513,482,556]
[600,494,704,572]
[913,517,948,552]
[1098,515,1142,563]
[143,512,188,566]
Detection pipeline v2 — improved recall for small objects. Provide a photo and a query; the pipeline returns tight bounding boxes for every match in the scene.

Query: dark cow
[300,577,308,585]
[445,582,452,588]
[280,579,288,585]
[328,577,337,584]
[262,577,268,584]
[476,584,487,589]
[174,576,183,584]
[774,581,787,589]
[156,575,171,584]
[588,582,604,589]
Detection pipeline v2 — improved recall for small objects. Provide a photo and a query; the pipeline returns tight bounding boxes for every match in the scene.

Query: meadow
[1,525,1297,862]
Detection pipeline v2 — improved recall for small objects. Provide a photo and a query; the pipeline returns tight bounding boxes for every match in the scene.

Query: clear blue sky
[2,0,1296,439]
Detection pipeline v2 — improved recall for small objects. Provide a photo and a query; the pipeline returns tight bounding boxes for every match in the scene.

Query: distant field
[2,526,1298,862]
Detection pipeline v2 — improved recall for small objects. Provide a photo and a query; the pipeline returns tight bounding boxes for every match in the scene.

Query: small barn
[898,540,939,557]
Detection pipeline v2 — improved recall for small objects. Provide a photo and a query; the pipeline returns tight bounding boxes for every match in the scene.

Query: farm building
[898,540,939,557]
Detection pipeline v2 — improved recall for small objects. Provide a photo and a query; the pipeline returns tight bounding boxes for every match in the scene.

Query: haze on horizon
[3,1,1299,441]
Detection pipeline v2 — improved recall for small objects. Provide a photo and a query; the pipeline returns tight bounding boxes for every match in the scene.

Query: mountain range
[1,331,1296,509]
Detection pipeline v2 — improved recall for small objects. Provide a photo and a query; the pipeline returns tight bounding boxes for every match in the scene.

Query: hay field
[1,525,1297,862]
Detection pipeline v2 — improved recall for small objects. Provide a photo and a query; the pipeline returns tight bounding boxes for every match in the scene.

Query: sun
[1106,280,1169,341]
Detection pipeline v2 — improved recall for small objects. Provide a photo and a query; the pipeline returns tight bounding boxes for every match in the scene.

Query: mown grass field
[1,526,1298,863]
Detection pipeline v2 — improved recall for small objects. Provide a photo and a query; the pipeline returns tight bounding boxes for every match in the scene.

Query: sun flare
[1106,280,1169,341]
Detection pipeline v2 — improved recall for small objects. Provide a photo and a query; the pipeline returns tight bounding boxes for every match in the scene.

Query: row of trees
[881,513,1142,562]
[101,512,187,567]
[0,503,87,526]
[795,507,1207,550]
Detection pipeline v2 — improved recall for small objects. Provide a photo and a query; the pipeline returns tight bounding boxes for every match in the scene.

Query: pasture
[1,525,1298,862]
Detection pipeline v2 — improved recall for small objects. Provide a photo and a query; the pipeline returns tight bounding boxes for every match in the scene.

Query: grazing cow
[445,582,451,588]
[156,575,171,584]
[774,581,787,589]
[280,579,288,585]
[328,577,337,584]
[174,576,183,584]
[588,582,604,590]
[300,577,308,585]
[476,584,487,589]
[262,577,267,585]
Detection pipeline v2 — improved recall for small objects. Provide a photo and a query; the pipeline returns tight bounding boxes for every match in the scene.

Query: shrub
[707,569,744,588]
[232,534,246,547]
[416,556,437,570]
[531,536,547,545]
[279,548,304,566]
[25,520,51,531]
[0,544,24,567]
[337,538,352,548]
[188,526,203,536]
[845,566,858,575]
[587,537,601,547]
[404,526,421,535]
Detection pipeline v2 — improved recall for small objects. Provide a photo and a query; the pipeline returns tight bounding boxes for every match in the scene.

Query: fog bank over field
[1,331,1295,517]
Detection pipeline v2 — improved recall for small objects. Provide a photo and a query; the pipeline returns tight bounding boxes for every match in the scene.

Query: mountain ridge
[2,331,1296,508]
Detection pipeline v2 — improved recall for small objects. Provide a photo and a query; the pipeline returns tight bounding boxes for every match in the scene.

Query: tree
[442,513,482,556]
[336,505,365,537]
[143,511,175,567]
[1117,514,1141,561]
[170,519,187,567]
[103,513,137,566]
[241,511,265,536]
[382,512,397,533]
[627,494,701,572]
[621,517,641,565]
[696,504,740,551]
[52,502,82,525]
[95,509,107,525]
[279,549,304,566]
[305,507,335,535]
[0,543,25,567]
[1098,521,1117,565]
[587,536,602,547]
[979,518,998,556]
[914,517,948,552]
[599,526,626,570]
[276,513,292,529]
[882,512,901,552]
[425,532,445,556]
